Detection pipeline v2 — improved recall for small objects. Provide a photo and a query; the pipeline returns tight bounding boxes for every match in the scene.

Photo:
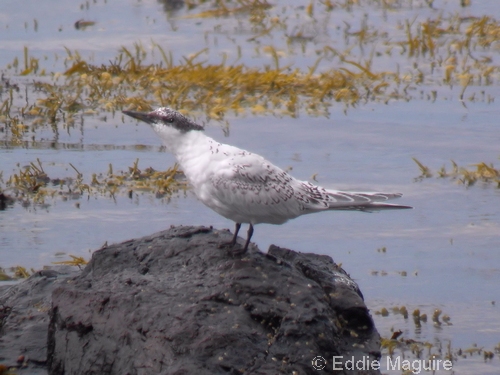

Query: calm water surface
[1,1,499,373]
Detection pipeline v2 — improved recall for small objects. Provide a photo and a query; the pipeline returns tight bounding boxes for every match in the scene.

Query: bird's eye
[167,117,174,123]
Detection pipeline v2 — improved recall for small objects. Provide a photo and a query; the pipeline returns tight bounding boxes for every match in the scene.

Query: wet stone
[1,226,381,375]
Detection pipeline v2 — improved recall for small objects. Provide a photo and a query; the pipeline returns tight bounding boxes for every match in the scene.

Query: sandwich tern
[123,107,411,253]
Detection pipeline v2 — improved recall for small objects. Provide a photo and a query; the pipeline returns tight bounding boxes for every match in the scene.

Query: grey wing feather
[323,189,412,211]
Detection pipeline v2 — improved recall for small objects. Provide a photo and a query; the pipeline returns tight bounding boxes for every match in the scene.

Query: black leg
[230,223,241,246]
[219,222,251,255]
[242,224,254,253]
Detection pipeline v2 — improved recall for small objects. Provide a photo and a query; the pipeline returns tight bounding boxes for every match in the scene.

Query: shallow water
[1,1,500,373]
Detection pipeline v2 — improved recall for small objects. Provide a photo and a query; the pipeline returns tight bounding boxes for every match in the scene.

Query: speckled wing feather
[208,149,330,224]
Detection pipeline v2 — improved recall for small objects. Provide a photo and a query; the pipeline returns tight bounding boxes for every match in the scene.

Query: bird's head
[123,107,204,135]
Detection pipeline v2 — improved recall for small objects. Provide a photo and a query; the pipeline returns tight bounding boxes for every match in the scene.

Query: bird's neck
[160,130,213,182]
[157,128,206,157]
[174,130,210,160]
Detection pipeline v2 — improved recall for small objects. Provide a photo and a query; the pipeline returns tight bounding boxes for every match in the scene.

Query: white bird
[123,107,412,253]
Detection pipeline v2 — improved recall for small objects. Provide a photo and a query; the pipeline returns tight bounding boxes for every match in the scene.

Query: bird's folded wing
[208,155,410,217]
[209,160,330,216]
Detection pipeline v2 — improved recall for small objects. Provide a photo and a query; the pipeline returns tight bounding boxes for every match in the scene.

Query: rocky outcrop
[1,226,381,375]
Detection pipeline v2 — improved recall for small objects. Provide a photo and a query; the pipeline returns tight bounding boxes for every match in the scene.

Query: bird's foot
[217,240,235,250]
[229,245,248,256]
[218,241,247,256]
[217,223,251,256]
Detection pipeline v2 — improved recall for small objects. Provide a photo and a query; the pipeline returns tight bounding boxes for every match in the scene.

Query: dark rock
[0,266,80,375]
[1,226,381,375]
[47,226,381,375]
[0,192,15,211]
